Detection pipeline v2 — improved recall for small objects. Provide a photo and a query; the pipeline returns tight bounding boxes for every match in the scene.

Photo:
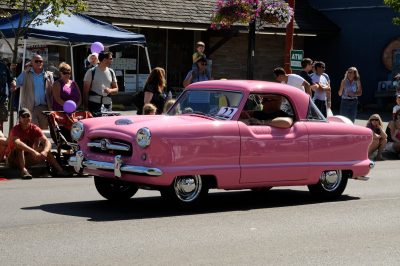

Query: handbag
[132,90,144,113]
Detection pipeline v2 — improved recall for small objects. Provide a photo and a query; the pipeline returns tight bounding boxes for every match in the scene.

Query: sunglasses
[370,119,379,122]
[262,98,279,103]
[21,114,30,118]
[200,62,207,66]
[62,71,71,75]
[34,60,43,64]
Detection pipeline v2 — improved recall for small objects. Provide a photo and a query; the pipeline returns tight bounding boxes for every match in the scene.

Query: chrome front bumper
[68,151,163,178]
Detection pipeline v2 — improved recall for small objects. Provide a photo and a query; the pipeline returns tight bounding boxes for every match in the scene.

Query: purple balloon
[63,100,77,113]
[91,42,104,54]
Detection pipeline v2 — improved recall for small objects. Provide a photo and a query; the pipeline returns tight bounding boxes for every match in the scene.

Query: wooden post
[284,0,295,74]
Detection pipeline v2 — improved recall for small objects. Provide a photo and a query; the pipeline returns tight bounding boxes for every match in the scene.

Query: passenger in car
[246,95,293,128]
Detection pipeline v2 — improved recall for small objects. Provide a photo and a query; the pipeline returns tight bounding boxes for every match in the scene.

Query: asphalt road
[0,160,399,265]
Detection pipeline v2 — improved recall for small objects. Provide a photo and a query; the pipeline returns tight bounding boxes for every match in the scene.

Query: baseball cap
[18,108,31,117]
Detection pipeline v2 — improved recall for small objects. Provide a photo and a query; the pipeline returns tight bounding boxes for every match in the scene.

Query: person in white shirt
[273,67,312,96]
[311,61,331,117]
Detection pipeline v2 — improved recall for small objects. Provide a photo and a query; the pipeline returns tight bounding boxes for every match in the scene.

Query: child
[192,41,206,63]
[191,41,211,80]
[393,93,400,120]
[163,99,176,113]
[85,53,99,70]
[143,103,157,115]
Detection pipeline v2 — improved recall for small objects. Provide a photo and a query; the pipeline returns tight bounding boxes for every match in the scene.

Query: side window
[239,93,295,125]
[307,99,326,121]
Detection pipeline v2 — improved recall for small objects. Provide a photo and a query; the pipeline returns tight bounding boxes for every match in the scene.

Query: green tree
[384,0,400,24]
[0,0,87,130]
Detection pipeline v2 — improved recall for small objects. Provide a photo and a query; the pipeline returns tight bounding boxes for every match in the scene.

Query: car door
[238,93,309,184]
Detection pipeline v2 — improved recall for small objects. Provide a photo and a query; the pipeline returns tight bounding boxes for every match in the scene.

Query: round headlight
[136,127,151,148]
[71,121,84,141]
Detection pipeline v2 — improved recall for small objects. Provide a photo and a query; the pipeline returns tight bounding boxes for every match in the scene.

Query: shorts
[384,142,396,153]
[0,100,8,122]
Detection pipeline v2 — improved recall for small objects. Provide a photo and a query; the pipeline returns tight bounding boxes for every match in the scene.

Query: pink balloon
[91,42,104,53]
[63,100,77,113]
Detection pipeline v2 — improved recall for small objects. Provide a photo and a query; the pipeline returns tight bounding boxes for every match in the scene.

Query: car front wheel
[308,170,348,200]
[94,176,138,201]
[161,175,208,207]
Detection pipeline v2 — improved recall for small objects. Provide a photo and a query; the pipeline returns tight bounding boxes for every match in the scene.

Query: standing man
[183,56,210,88]
[311,61,331,117]
[0,58,16,131]
[6,108,66,179]
[83,51,118,115]
[273,67,312,96]
[299,58,319,93]
[16,54,53,129]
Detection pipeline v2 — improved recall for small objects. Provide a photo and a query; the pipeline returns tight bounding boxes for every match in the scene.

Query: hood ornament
[115,119,133,125]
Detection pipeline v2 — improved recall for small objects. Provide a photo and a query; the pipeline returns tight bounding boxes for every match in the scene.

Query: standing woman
[139,67,166,115]
[52,62,82,111]
[338,67,362,123]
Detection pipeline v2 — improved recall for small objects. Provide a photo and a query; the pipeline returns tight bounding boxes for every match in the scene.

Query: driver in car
[247,95,293,128]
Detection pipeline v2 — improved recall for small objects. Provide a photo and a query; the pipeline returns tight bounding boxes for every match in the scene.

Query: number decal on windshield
[216,107,238,119]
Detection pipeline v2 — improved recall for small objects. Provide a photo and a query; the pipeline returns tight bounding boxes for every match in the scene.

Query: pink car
[69,80,374,206]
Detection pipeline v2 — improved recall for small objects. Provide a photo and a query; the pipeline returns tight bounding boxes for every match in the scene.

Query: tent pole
[165,29,169,78]
[144,46,151,73]
[70,42,75,80]
[18,38,27,112]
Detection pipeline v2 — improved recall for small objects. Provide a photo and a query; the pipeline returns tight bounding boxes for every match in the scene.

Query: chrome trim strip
[69,155,163,176]
[87,140,131,151]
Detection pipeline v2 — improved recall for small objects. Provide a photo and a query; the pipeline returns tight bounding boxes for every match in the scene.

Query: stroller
[43,110,93,176]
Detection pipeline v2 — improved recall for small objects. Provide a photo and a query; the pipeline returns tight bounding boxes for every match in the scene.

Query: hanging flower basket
[260,13,280,24]
[211,0,253,29]
[210,0,293,29]
[260,0,294,27]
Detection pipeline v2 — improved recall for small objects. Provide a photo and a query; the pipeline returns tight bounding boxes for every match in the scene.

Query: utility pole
[284,0,295,74]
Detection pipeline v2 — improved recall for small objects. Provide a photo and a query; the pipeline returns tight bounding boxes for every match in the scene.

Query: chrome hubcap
[320,170,342,192]
[174,175,202,202]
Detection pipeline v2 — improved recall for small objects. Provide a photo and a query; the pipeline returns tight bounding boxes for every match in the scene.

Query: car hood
[81,114,219,137]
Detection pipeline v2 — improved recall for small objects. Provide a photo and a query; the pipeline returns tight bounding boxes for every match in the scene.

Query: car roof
[187,80,311,119]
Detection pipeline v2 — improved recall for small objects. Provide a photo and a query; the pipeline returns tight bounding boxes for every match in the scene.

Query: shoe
[21,170,32,180]
[56,170,70,177]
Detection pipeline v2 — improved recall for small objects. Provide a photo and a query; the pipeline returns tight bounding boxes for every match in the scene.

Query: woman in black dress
[138,67,166,115]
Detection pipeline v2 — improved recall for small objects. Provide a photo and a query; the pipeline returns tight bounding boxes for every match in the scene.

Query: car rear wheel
[308,170,347,200]
[94,176,138,201]
[161,175,208,207]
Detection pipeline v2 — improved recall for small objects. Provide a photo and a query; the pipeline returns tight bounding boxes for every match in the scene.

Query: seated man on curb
[243,94,294,129]
[6,108,67,179]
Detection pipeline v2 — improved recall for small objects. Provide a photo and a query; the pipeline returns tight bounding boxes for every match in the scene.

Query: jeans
[88,101,111,117]
[314,99,327,118]
[340,98,358,123]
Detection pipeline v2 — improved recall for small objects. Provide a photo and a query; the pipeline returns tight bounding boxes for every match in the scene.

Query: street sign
[290,50,304,70]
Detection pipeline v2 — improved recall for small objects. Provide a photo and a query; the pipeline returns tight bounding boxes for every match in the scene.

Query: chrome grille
[88,138,132,156]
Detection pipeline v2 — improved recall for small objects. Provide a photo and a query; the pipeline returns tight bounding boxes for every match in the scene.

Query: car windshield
[167,89,243,120]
